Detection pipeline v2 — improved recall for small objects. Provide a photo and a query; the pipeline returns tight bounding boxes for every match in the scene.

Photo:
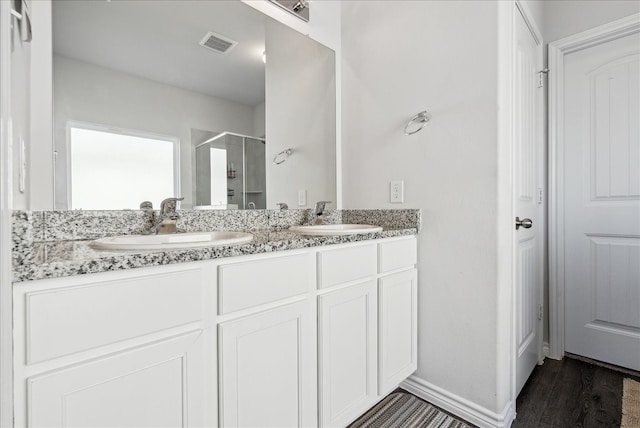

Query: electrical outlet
[298,189,306,206]
[390,180,404,203]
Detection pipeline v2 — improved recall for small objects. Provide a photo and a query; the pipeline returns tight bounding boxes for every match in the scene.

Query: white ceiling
[53,0,267,107]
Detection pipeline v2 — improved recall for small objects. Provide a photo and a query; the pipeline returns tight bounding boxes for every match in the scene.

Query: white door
[318,281,377,428]
[218,300,317,428]
[514,8,544,395]
[563,29,640,371]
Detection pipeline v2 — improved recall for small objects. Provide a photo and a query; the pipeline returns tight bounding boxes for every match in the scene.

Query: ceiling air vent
[199,31,237,54]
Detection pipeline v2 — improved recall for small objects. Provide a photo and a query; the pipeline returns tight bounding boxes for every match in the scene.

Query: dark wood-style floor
[513,356,640,428]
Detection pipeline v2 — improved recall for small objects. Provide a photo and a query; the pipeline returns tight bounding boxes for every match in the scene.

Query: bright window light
[69,125,177,210]
[210,147,227,206]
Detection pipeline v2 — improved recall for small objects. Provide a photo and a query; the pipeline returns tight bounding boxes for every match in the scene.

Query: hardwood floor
[513,356,640,428]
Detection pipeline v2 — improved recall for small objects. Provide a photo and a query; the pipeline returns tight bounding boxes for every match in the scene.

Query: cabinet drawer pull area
[378,238,417,274]
[218,252,314,315]
[20,269,204,365]
[317,244,376,289]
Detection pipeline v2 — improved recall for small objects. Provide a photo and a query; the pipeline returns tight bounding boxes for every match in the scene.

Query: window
[68,123,178,210]
[209,147,228,206]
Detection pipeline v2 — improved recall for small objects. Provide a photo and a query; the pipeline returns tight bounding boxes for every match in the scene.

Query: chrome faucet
[312,200,332,225]
[155,197,184,234]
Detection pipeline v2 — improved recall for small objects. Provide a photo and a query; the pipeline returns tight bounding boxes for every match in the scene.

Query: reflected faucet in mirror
[154,197,184,234]
[313,201,332,225]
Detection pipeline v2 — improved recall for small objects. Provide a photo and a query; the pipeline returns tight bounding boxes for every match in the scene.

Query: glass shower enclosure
[195,132,266,209]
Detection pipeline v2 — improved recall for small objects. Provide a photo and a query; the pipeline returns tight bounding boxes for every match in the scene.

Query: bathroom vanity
[12,210,419,428]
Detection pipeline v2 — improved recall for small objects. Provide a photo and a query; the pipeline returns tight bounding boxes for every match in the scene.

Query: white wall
[341,0,506,418]
[265,20,336,209]
[542,0,639,42]
[53,55,258,209]
[253,101,266,138]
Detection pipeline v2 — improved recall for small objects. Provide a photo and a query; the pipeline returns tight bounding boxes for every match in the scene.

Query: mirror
[51,0,335,210]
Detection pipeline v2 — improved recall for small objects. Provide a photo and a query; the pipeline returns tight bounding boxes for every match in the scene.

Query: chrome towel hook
[404,111,431,135]
[272,148,293,165]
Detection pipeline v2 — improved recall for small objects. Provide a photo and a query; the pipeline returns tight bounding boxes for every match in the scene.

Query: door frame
[0,2,14,427]
[547,13,640,360]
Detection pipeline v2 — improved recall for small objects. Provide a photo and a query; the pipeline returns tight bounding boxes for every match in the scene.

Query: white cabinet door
[378,269,417,395]
[218,300,317,428]
[28,330,206,428]
[318,281,377,428]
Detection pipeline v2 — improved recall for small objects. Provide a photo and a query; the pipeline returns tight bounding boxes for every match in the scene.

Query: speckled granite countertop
[13,228,416,283]
[13,209,420,283]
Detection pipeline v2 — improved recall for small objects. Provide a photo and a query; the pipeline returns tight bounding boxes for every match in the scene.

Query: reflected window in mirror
[68,123,179,210]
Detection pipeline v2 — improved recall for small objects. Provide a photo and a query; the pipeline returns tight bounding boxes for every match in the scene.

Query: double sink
[92,224,383,251]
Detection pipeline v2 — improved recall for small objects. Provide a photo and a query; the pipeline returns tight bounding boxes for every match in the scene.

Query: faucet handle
[276,202,289,210]
[139,201,153,210]
[160,197,184,214]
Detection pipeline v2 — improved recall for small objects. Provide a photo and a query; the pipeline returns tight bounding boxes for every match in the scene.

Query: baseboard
[401,376,515,428]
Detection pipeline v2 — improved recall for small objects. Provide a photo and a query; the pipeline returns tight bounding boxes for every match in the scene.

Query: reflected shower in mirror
[195,132,266,210]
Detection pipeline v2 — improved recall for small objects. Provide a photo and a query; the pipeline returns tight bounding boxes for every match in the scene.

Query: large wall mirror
[51,0,336,210]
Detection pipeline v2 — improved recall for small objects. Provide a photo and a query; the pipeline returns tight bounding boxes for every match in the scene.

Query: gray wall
[341,0,505,414]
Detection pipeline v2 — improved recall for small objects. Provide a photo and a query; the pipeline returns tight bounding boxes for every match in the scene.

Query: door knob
[515,217,533,230]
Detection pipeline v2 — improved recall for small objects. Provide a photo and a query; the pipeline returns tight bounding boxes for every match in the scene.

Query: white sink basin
[289,224,383,236]
[92,231,253,251]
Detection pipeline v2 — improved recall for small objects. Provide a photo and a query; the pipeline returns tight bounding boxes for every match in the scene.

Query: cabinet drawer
[378,238,417,273]
[20,268,204,365]
[218,253,314,314]
[317,244,376,289]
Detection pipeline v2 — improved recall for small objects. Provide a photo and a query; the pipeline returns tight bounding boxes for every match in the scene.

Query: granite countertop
[13,227,417,283]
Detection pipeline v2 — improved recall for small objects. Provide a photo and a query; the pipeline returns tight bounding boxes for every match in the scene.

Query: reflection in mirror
[195,132,266,210]
[68,123,178,210]
[268,0,310,22]
[51,0,335,210]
